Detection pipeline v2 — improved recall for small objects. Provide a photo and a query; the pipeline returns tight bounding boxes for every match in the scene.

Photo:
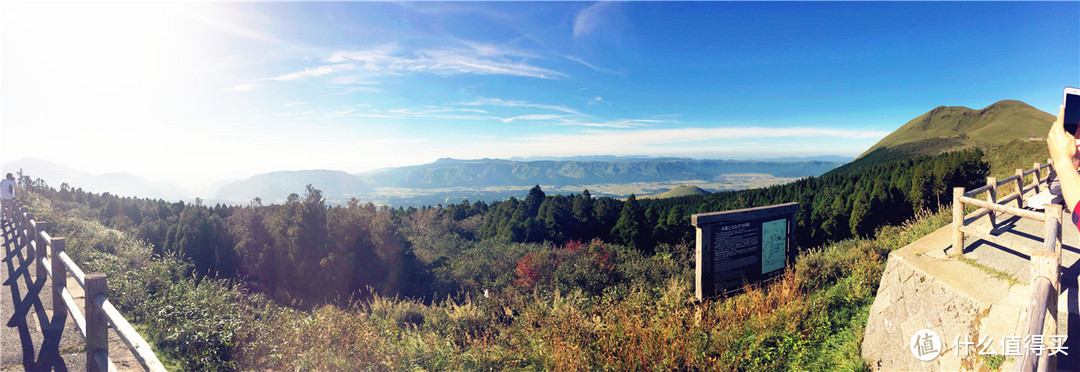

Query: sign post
[692,202,798,300]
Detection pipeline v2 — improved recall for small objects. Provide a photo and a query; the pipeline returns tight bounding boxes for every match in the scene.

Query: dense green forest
[9,148,992,369]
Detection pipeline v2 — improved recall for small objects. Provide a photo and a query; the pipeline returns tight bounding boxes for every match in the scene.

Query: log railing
[949,160,1062,372]
[2,199,166,372]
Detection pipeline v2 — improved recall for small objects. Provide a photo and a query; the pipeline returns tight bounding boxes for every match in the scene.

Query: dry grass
[229,209,953,371]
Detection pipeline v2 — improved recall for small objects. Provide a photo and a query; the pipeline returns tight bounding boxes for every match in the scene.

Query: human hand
[1048,105,1080,172]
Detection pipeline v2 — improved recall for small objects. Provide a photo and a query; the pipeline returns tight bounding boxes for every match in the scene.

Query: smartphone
[1064,87,1080,135]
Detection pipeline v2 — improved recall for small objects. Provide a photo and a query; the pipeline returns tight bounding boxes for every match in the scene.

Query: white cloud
[562,54,619,75]
[502,114,568,123]
[558,118,671,128]
[236,40,566,93]
[332,104,370,115]
[441,126,888,160]
[283,102,308,107]
[459,97,583,115]
[269,64,350,81]
[573,2,617,39]
[322,42,566,80]
[526,127,889,148]
[335,86,381,95]
[354,113,406,119]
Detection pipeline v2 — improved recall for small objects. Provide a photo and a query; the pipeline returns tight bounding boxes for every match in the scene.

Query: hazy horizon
[1,153,853,200]
[2,2,1077,193]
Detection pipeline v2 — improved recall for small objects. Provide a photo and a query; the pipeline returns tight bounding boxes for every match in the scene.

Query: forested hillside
[14,147,986,310]
[13,146,980,369]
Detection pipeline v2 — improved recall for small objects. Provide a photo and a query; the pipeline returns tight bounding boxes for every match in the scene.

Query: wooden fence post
[86,273,108,372]
[986,177,997,227]
[953,187,965,256]
[1047,204,1063,255]
[25,212,42,283]
[52,237,66,323]
[1042,202,1063,372]
[18,205,27,249]
[1032,248,1060,371]
[35,221,48,284]
[1034,162,1043,193]
[1015,168,1025,208]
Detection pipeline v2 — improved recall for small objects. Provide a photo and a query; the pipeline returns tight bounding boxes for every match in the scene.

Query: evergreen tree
[611,194,651,253]
[523,185,546,217]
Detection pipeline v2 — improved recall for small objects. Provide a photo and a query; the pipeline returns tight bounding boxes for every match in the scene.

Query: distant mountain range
[214,157,842,204]
[1,156,844,205]
[5,99,1054,207]
[0,158,186,200]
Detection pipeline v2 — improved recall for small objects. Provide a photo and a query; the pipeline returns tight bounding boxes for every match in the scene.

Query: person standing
[1047,105,1080,226]
[1,173,16,222]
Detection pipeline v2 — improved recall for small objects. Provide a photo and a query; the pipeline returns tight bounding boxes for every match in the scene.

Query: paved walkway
[957,207,1080,368]
[1,219,144,371]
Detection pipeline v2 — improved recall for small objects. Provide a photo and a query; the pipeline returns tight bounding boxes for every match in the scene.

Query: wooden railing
[2,199,166,372]
[949,161,1061,372]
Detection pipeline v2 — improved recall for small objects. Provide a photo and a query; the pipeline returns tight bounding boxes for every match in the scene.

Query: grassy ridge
[639,185,710,199]
[20,186,953,370]
[858,100,1054,159]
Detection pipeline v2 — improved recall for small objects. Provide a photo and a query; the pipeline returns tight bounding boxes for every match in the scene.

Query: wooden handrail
[96,293,162,370]
[956,196,1045,222]
[951,161,1062,372]
[3,198,166,372]
[965,184,994,198]
[997,174,1020,186]
[58,251,86,289]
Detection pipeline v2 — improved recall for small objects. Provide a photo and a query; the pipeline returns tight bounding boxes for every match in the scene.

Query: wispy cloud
[567,127,891,142]
[269,64,351,81]
[335,86,381,95]
[561,54,619,75]
[241,41,567,92]
[460,126,889,158]
[324,42,567,79]
[573,2,617,39]
[347,106,503,122]
[558,118,666,128]
[283,102,308,107]
[459,97,583,115]
[502,114,569,123]
[332,104,371,115]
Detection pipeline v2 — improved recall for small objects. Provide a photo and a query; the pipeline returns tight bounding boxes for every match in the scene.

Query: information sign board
[692,202,798,300]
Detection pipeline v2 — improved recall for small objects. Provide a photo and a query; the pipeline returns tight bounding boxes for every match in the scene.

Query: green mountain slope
[832,100,1053,176]
[857,100,1054,159]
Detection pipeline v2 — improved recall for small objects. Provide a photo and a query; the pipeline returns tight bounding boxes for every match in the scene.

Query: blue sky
[1,1,1077,192]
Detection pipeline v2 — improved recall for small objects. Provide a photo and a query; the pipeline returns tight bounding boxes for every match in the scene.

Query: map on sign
[760,218,787,273]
